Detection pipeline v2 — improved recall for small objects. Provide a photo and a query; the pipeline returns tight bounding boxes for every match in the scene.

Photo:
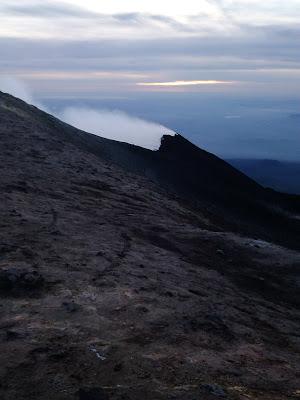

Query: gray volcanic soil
[0,92,299,400]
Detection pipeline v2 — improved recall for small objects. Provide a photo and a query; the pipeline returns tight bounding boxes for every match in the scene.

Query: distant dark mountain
[227,158,300,195]
[0,91,299,400]
[289,113,300,119]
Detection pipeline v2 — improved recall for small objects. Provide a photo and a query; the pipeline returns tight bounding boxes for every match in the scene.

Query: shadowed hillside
[0,91,299,400]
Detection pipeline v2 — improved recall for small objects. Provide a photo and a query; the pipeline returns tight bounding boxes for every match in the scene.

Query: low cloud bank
[0,77,175,150]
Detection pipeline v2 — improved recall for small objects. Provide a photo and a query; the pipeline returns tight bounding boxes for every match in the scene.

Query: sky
[0,0,299,159]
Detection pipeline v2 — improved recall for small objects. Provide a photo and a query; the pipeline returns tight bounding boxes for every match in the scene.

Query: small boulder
[0,267,44,292]
[200,383,227,397]
[113,362,123,372]
[62,301,80,313]
[78,388,109,400]
[6,329,27,341]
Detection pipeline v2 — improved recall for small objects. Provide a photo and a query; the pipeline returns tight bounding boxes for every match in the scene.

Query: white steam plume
[61,107,175,150]
[0,76,45,109]
[0,77,175,150]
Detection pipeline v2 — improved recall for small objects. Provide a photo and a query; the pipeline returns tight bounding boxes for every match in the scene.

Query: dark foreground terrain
[0,92,299,400]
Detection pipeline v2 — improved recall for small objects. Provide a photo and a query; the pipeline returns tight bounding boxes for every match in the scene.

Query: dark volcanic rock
[62,301,80,312]
[200,383,227,398]
[0,91,299,400]
[78,388,109,400]
[0,267,43,292]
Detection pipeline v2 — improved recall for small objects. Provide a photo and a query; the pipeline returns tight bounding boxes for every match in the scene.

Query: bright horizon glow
[137,80,234,86]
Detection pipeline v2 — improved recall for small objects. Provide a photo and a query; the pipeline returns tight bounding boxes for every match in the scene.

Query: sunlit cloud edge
[137,80,234,86]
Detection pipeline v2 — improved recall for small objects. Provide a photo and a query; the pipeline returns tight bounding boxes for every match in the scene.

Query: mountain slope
[0,92,299,400]
[2,91,299,248]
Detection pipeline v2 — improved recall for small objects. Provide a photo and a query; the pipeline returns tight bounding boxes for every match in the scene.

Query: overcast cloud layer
[0,0,300,98]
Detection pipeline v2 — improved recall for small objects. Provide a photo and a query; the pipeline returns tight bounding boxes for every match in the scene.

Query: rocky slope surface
[0,92,299,400]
